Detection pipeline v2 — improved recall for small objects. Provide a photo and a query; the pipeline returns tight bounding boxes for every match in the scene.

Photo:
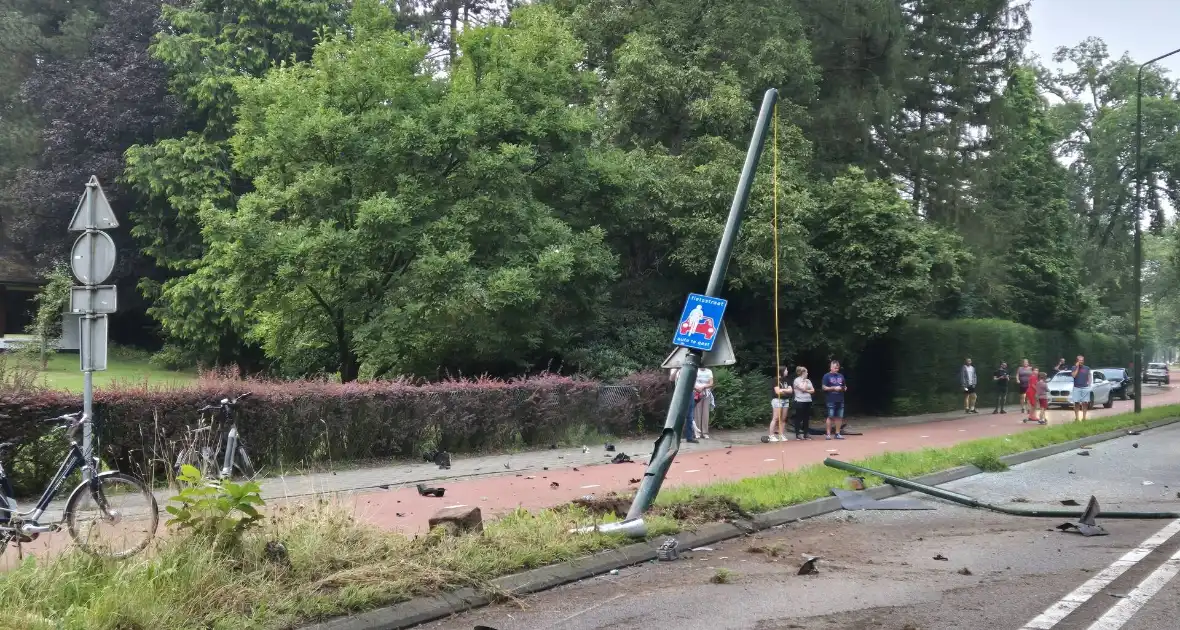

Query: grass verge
[0,404,1173,629]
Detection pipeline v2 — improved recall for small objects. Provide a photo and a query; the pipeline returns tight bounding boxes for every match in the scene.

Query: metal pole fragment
[625,88,779,521]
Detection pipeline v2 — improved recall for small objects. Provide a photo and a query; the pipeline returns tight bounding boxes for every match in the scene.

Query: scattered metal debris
[657,538,680,561]
[550,481,560,488]
[831,488,932,511]
[416,483,445,498]
[1056,496,1109,537]
[933,554,949,561]
[1133,443,1139,448]
[1012,497,1030,503]
[1143,480,1155,486]
[611,453,633,464]
[1078,450,1091,456]
[1061,499,1080,506]
[629,478,642,484]
[957,567,972,575]
[798,555,820,575]
[693,546,715,552]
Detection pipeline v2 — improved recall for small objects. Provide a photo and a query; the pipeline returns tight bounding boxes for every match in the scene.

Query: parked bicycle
[174,393,257,482]
[0,412,158,558]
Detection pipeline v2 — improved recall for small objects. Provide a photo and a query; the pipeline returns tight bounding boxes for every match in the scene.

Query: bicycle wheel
[64,472,158,558]
[234,445,257,480]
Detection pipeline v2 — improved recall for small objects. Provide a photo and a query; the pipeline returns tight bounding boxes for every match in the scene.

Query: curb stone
[300,416,1180,630]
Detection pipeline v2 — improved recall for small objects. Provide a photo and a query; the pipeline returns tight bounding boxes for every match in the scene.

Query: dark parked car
[1098,367,1134,400]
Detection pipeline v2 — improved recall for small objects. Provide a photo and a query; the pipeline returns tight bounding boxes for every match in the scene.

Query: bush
[0,372,644,495]
[861,318,1132,415]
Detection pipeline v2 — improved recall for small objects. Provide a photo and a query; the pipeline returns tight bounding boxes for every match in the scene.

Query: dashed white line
[1020,518,1180,629]
[1086,546,1180,630]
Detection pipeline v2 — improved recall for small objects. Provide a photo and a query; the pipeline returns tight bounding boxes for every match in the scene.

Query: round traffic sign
[70,231,117,285]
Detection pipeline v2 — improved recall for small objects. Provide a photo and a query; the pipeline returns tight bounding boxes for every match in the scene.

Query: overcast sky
[1029,0,1180,75]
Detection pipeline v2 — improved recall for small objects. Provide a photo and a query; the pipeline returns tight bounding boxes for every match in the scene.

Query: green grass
[0,404,1174,630]
[6,346,197,392]
[655,403,1179,514]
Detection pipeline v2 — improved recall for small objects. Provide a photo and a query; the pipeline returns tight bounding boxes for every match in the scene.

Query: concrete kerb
[299,415,1180,630]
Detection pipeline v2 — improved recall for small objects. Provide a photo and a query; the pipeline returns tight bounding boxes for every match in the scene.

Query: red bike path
[352,387,1180,533]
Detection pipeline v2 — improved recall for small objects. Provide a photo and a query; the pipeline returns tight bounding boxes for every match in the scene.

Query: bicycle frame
[0,439,100,536]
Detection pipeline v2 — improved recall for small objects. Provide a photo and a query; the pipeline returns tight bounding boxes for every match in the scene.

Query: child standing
[1035,372,1050,424]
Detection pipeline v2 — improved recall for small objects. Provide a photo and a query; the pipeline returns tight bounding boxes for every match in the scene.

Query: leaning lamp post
[1134,47,1180,413]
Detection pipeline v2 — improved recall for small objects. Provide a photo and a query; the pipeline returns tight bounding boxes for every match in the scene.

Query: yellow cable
[772,101,780,381]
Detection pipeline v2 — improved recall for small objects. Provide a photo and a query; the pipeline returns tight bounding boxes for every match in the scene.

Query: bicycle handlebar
[197,392,252,413]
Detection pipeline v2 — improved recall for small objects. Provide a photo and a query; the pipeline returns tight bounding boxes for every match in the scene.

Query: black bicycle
[0,412,158,558]
[174,393,257,481]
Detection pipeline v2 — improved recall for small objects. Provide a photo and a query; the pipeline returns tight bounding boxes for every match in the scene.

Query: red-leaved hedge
[0,371,670,496]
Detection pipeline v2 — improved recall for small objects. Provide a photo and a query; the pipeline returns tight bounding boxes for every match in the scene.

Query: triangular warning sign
[661,323,737,369]
[68,176,119,231]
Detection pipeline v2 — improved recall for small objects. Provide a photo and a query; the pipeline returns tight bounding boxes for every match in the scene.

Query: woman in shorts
[768,366,793,442]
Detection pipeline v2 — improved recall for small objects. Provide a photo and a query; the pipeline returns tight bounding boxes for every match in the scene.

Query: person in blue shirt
[821,360,848,440]
[1069,355,1093,423]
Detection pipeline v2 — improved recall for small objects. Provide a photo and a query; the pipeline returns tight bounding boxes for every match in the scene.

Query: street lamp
[1133,46,1180,413]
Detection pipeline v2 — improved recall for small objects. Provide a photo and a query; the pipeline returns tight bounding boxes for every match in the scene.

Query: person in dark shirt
[822,360,848,440]
[992,362,1010,414]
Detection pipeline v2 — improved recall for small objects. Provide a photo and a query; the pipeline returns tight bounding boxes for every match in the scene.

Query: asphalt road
[424,422,1180,630]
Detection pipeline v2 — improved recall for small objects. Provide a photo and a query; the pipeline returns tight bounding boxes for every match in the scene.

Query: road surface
[424,421,1180,630]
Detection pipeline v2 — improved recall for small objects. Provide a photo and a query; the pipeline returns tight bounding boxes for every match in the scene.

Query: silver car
[1045,370,1114,409]
[1144,362,1170,385]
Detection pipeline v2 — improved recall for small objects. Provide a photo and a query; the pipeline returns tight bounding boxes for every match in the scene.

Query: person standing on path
[1016,359,1033,414]
[768,367,793,442]
[822,360,848,440]
[1035,370,1050,424]
[692,367,714,439]
[792,366,815,440]
[1070,355,1093,423]
[960,358,978,413]
[1023,367,1040,423]
[992,361,1010,414]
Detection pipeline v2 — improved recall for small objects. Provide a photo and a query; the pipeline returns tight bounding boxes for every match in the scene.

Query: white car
[1045,370,1114,409]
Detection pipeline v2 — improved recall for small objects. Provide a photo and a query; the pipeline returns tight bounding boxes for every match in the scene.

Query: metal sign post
[626,88,778,521]
[67,176,118,475]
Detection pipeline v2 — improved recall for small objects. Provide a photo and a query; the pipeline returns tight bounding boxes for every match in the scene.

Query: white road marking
[580,484,600,489]
[1087,545,1180,629]
[1020,518,1180,629]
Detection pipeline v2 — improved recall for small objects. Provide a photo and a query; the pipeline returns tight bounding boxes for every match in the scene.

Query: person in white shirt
[791,366,815,440]
[692,367,714,439]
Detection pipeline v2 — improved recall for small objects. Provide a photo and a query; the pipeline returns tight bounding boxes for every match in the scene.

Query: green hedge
[872,318,1132,415]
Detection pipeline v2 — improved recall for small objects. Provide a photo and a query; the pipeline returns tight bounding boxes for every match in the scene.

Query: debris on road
[550,481,560,488]
[395,512,405,517]
[573,467,580,472]
[502,463,510,469]
[377,484,390,490]
[1061,499,1080,506]
[629,478,641,484]
[474,625,499,630]
[693,546,715,552]
[525,476,535,480]
[1078,450,1091,456]
[1056,496,1109,537]
[416,483,445,498]
[583,445,589,453]
[831,488,932,511]
[657,538,680,561]
[611,453,633,464]
[1143,480,1155,485]
[933,554,949,561]
[957,567,973,575]
[609,569,619,576]
[1128,430,1141,435]
[1012,497,1030,503]
[798,555,820,575]
[760,436,771,443]
[1133,443,1139,448]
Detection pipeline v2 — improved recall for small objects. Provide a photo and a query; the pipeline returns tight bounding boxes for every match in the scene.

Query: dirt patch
[657,495,751,524]
[569,494,632,518]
